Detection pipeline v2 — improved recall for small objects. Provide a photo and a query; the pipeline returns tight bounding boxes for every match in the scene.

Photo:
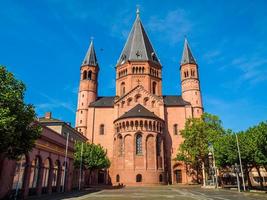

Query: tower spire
[181,38,196,65]
[117,9,160,66]
[136,5,140,17]
[82,39,98,66]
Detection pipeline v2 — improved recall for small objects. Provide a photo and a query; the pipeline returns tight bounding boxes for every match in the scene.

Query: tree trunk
[244,167,252,189]
[196,163,200,184]
[202,161,206,186]
[256,166,264,189]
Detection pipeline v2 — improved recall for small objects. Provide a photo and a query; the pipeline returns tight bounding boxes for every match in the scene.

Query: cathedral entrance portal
[174,170,182,183]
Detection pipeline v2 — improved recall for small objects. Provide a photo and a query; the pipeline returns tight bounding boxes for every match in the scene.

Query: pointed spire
[136,5,140,18]
[82,38,98,66]
[117,9,160,66]
[181,38,196,65]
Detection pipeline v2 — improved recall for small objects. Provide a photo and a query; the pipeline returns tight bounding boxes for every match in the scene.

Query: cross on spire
[136,5,140,17]
[136,79,141,85]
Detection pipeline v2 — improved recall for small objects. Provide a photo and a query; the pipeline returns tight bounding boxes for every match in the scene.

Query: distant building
[75,10,203,185]
[0,115,86,199]
[38,112,87,142]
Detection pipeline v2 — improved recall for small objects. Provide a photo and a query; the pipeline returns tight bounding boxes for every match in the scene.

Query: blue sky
[1,0,267,131]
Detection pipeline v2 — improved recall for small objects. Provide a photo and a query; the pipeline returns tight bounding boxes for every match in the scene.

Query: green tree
[176,113,225,184]
[0,66,41,165]
[74,142,110,184]
[213,129,238,168]
[240,122,267,188]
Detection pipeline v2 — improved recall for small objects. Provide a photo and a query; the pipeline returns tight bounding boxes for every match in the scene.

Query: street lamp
[235,133,246,191]
[208,143,218,188]
[232,163,241,192]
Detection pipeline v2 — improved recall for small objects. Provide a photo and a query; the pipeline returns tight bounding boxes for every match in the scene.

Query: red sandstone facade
[0,123,75,199]
[75,11,203,185]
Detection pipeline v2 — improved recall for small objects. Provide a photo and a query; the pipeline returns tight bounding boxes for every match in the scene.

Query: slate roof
[117,11,160,66]
[181,38,197,65]
[163,95,191,106]
[82,40,98,66]
[89,96,190,108]
[89,96,115,107]
[38,117,63,123]
[116,104,161,121]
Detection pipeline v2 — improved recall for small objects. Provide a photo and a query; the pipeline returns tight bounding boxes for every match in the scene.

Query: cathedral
[75,10,203,185]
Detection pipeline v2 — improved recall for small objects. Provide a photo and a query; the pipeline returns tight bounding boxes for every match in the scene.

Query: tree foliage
[0,66,41,159]
[176,113,224,167]
[74,142,110,171]
[177,110,267,188]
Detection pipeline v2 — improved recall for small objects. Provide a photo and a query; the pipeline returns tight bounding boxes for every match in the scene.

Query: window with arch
[118,135,123,156]
[191,69,195,77]
[29,156,41,189]
[135,94,141,102]
[174,124,178,135]
[159,174,163,182]
[83,71,87,80]
[143,97,149,106]
[116,174,120,182]
[52,160,60,189]
[88,70,92,80]
[42,158,51,191]
[157,136,161,156]
[60,162,67,187]
[12,155,27,190]
[152,81,157,95]
[151,101,155,108]
[121,82,125,96]
[136,174,142,182]
[136,134,142,155]
[127,98,132,106]
[100,124,105,135]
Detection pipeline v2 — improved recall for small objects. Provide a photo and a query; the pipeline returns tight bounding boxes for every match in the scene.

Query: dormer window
[136,50,141,58]
[121,54,126,64]
[151,52,158,62]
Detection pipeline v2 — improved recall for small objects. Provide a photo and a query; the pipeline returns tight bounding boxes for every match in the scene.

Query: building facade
[75,10,203,185]
[0,123,75,199]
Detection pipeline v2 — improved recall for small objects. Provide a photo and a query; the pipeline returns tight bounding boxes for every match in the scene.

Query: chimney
[45,112,52,119]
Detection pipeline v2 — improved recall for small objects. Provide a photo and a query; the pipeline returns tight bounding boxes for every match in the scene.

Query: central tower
[116,10,162,97]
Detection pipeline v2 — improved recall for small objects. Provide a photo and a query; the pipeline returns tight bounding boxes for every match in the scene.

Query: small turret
[75,39,99,135]
[180,38,203,117]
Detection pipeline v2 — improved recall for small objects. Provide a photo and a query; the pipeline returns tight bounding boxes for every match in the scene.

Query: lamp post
[233,163,241,192]
[208,143,218,188]
[63,132,69,192]
[211,145,218,188]
[78,142,84,190]
[235,133,246,191]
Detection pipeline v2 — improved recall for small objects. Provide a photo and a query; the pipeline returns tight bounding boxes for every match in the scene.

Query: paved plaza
[30,185,267,200]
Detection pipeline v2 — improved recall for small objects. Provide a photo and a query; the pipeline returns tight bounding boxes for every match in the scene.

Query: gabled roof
[115,104,161,121]
[117,11,160,66]
[89,96,115,107]
[88,95,191,108]
[181,38,197,65]
[82,40,98,66]
[163,95,190,106]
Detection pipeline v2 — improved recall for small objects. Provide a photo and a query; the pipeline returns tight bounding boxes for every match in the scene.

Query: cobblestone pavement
[30,185,267,200]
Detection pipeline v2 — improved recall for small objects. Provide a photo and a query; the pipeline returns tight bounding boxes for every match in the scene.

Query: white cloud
[220,54,267,89]
[37,93,76,113]
[147,9,193,45]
